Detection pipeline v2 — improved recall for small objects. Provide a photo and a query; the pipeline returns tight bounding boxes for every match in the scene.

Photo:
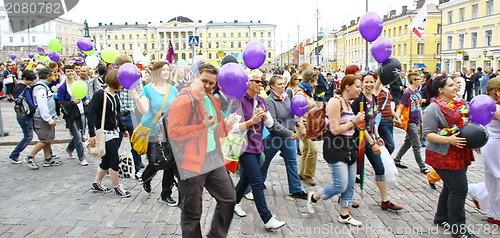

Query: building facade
[439,0,500,73]
[89,17,277,68]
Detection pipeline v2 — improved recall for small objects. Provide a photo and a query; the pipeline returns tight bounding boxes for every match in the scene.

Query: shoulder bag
[85,91,107,158]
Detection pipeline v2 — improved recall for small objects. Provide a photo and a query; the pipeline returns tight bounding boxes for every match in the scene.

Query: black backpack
[14,83,49,118]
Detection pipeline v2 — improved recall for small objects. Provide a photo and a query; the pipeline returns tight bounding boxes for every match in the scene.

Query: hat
[22,70,37,81]
[313,66,321,70]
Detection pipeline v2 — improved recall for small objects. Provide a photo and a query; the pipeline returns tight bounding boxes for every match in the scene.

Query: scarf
[431,97,469,136]
[272,90,287,101]
[298,82,313,97]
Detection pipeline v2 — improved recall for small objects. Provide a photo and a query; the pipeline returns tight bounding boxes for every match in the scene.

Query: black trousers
[141,142,177,198]
[433,167,468,229]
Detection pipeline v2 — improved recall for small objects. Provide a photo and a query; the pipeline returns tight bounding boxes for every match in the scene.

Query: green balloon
[34,53,41,60]
[48,38,62,52]
[101,47,120,63]
[71,81,88,100]
[83,48,95,56]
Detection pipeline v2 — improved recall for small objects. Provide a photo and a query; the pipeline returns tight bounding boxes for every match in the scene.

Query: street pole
[316,0,320,66]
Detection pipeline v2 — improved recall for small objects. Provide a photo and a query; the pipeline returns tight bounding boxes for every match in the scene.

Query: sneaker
[452,229,479,238]
[79,159,89,166]
[381,201,403,211]
[234,203,247,217]
[66,149,76,159]
[9,157,22,164]
[291,191,308,200]
[90,182,111,193]
[113,184,131,197]
[420,168,431,174]
[394,162,408,169]
[50,154,59,160]
[307,192,316,214]
[338,215,363,226]
[244,192,254,200]
[25,156,39,170]
[264,216,286,230]
[161,196,178,207]
[43,158,63,167]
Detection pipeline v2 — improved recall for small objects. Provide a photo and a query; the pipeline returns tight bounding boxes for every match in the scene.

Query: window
[216,33,219,37]
[268,41,271,47]
[238,42,242,48]
[253,32,256,37]
[122,44,125,50]
[129,44,133,50]
[175,43,179,50]
[246,32,249,37]
[144,43,147,49]
[9,37,13,43]
[448,11,453,24]
[472,4,478,19]
[383,30,386,37]
[183,43,186,49]
[144,34,147,39]
[182,53,186,60]
[20,36,24,43]
[447,36,453,50]
[115,44,118,49]
[151,34,155,39]
[230,33,233,37]
[437,24,442,34]
[487,1,493,15]
[399,26,402,36]
[151,43,155,49]
[114,35,117,39]
[151,54,155,60]
[108,35,110,40]
[230,42,234,48]
[122,35,125,39]
[208,33,211,37]
[32,36,35,42]
[471,32,477,48]
[238,32,241,37]
[136,34,139,39]
[260,32,264,37]
[189,53,192,59]
[216,42,219,48]
[437,43,441,54]
[208,42,212,48]
[417,43,425,54]
[459,7,465,21]
[31,20,36,28]
[398,44,401,56]
[100,35,103,40]
[458,34,464,49]
[388,29,391,37]
[470,61,476,70]
[223,33,226,37]
[20,20,25,31]
[268,52,271,58]
[404,43,407,55]
[268,32,271,37]
[393,27,396,37]
[485,30,492,46]
[209,53,212,59]
[129,34,132,39]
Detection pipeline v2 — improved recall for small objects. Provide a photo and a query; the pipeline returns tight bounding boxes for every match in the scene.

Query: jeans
[118,115,142,173]
[9,116,34,159]
[474,85,481,97]
[319,161,357,207]
[67,120,86,160]
[377,119,395,154]
[235,152,272,223]
[433,167,468,229]
[261,135,302,194]
[394,122,426,170]
[178,166,235,238]
[365,141,385,181]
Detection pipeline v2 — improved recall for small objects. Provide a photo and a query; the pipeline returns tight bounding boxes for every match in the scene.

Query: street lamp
[483,49,489,57]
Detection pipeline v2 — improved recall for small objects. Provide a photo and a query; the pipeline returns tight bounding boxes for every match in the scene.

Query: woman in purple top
[232,70,286,230]
[352,72,403,211]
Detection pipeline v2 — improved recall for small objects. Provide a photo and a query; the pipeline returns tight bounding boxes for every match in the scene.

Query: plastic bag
[380,146,398,188]
[118,138,136,179]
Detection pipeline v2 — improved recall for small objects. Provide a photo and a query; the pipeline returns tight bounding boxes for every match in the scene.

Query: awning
[413,63,426,68]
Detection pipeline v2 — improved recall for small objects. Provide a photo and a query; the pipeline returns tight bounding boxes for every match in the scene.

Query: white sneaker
[244,192,254,200]
[264,216,286,230]
[234,203,246,217]
[338,215,362,226]
[307,192,316,214]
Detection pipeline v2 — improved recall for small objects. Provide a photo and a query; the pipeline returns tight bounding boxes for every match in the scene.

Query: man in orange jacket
[167,63,237,238]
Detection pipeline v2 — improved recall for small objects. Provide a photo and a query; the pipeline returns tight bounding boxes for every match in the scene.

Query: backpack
[14,84,37,118]
[305,103,327,141]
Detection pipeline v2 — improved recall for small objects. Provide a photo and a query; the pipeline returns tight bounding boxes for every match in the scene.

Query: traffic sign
[189,36,200,46]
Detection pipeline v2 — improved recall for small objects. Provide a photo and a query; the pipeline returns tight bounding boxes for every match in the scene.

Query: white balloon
[85,55,99,69]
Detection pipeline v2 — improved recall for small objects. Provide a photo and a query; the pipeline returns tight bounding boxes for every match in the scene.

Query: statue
[84,20,90,37]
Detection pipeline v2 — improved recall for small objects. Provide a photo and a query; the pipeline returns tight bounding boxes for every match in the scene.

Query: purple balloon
[77,37,93,51]
[117,63,141,89]
[69,60,76,64]
[10,53,16,60]
[243,41,266,69]
[371,37,392,63]
[37,45,44,52]
[469,95,497,126]
[78,52,86,58]
[48,51,60,62]
[291,95,308,117]
[359,12,383,42]
[28,52,35,59]
[218,63,249,100]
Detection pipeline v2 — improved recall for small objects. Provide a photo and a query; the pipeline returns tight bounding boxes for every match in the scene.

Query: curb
[0,139,72,146]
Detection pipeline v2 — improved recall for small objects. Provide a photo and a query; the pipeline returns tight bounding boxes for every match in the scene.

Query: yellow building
[328,2,441,73]
[89,17,276,68]
[439,0,500,73]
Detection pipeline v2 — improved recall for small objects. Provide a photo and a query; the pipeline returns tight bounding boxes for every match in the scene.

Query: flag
[408,3,428,38]
[166,40,175,63]
[133,39,145,65]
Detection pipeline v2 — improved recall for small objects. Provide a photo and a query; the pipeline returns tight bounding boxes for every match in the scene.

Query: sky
[3,0,440,53]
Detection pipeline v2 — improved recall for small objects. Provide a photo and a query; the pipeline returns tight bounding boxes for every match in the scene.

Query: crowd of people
[2,56,499,238]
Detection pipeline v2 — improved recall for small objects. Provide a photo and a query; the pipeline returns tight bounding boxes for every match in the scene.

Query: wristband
[369,141,377,147]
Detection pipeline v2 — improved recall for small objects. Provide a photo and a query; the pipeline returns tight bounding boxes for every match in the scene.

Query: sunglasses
[361,71,376,77]
[249,79,266,85]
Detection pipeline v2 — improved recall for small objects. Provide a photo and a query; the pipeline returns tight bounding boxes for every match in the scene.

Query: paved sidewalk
[0,100,497,237]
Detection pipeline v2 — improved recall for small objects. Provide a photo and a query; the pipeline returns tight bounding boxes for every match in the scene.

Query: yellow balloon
[71,81,88,100]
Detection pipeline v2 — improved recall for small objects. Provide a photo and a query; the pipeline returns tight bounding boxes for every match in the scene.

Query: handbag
[131,85,170,155]
[118,138,136,178]
[85,92,107,158]
[4,75,14,84]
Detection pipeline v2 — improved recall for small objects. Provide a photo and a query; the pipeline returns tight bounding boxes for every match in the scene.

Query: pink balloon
[371,37,392,63]
[118,63,141,89]
[218,63,249,100]
[359,12,383,42]
[77,37,93,51]
[243,41,266,69]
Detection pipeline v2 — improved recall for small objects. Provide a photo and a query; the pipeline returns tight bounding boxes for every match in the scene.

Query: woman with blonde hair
[286,73,302,99]
[130,61,180,206]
